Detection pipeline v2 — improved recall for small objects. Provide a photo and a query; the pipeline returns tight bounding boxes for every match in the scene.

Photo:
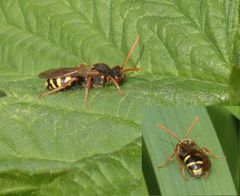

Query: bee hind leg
[175,148,188,180]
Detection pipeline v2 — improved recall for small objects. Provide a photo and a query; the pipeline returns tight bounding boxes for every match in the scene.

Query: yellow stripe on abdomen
[65,76,73,86]
[184,155,191,162]
[187,162,196,168]
[196,161,204,165]
[192,168,203,175]
[44,82,48,88]
[50,79,57,88]
[56,78,62,87]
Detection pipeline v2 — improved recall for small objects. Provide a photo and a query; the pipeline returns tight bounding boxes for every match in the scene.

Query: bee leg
[83,71,101,102]
[84,76,92,102]
[159,151,175,168]
[40,78,77,97]
[175,148,188,180]
[202,147,224,159]
[176,156,188,180]
[108,77,124,95]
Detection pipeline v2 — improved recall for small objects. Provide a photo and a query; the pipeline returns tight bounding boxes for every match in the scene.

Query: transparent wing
[39,65,90,79]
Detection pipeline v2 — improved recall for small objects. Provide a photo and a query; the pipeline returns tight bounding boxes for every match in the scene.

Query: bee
[157,116,221,179]
[39,36,142,101]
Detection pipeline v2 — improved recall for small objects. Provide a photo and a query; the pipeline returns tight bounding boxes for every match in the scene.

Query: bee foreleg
[84,76,92,102]
[108,76,124,95]
[83,70,101,102]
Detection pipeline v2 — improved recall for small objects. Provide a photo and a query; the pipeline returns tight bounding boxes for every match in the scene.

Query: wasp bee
[39,64,98,100]
[39,36,142,101]
[157,117,221,179]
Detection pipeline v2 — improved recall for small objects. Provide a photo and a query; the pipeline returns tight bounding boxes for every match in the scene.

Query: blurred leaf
[0,90,6,98]
[224,106,240,119]
[141,173,149,196]
[229,65,240,105]
[143,106,237,195]
[207,106,239,194]
[231,2,240,104]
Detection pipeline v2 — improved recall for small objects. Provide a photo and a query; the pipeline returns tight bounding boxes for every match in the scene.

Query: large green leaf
[0,102,141,195]
[142,106,237,195]
[0,0,238,105]
[0,0,239,195]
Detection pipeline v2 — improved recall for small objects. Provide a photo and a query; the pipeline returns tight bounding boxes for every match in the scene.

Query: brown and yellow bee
[157,116,221,179]
[39,36,142,101]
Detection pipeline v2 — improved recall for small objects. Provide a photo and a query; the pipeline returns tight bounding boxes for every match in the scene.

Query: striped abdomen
[45,76,73,90]
[183,153,204,177]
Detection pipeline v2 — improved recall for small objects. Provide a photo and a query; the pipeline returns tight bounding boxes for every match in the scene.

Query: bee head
[180,139,195,148]
[110,66,125,84]
[109,36,141,84]
[111,65,142,84]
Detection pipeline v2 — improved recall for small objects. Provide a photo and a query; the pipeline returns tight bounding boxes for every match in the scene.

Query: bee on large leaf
[39,36,142,101]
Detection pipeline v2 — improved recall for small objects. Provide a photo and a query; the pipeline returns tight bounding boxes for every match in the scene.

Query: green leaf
[0,0,238,105]
[0,102,141,195]
[0,90,6,98]
[0,0,238,194]
[37,139,141,196]
[143,106,237,195]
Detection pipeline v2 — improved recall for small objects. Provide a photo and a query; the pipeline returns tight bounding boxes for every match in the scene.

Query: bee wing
[189,144,208,159]
[39,65,90,79]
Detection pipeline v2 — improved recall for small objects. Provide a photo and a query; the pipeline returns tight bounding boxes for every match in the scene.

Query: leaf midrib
[0,73,229,87]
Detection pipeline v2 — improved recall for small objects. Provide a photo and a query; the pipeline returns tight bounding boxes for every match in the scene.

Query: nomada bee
[157,116,222,179]
[39,36,142,101]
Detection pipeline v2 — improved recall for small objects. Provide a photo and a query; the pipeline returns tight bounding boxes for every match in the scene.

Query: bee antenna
[121,35,140,68]
[156,124,181,142]
[121,67,143,73]
[184,116,199,139]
